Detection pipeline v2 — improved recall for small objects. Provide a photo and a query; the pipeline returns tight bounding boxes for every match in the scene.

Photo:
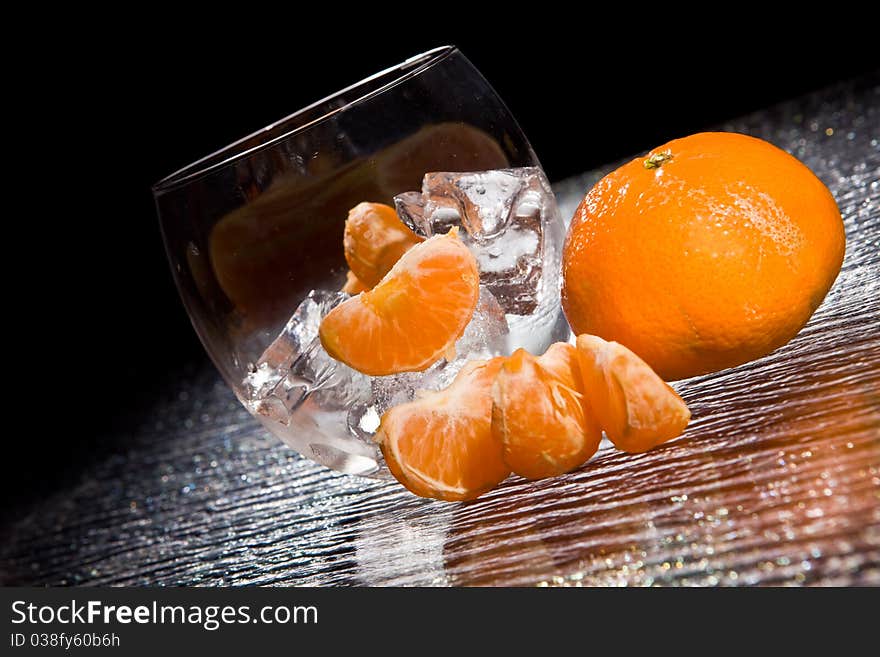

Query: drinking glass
[154,46,568,476]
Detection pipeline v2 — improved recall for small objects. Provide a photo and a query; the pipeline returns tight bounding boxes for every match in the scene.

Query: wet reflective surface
[2,75,877,586]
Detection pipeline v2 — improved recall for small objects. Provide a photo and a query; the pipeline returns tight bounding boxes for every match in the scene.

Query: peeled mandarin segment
[341,270,369,295]
[535,342,583,390]
[343,202,424,288]
[319,228,479,376]
[492,347,602,480]
[576,334,691,453]
[376,357,509,501]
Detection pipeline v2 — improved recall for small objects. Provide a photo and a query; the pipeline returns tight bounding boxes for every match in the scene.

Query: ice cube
[242,290,371,427]
[394,168,559,315]
[423,169,526,240]
[369,287,509,414]
[454,285,509,359]
[393,167,569,354]
[393,191,427,235]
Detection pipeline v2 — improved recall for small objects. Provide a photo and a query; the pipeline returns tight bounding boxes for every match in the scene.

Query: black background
[8,16,878,520]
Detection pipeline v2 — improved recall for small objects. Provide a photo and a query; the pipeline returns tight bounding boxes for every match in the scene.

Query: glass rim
[153,45,458,194]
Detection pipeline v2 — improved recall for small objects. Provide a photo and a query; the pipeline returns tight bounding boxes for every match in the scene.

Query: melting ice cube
[244,290,340,399]
[394,167,569,353]
[242,290,371,428]
[242,290,380,474]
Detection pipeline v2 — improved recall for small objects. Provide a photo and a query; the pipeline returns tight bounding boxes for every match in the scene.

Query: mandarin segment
[376,357,510,501]
[534,341,582,389]
[562,132,845,380]
[492,345,602,479]
[343,202,423,288]
[319,228,479,376]
[576,334,690,453]
[341,270,369,295]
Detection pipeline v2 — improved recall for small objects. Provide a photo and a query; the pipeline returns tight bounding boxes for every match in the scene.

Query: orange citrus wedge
[320,228,479,376]
[492,343,602,479]
[375,357,510,501]
[343,202,423,289]
[341,270,369,295]
[576,334,691,453]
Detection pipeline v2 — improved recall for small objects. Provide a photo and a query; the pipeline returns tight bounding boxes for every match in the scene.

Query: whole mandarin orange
[561,132,845,381]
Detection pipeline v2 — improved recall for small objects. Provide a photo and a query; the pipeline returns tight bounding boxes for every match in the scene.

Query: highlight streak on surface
[1,76,878,586]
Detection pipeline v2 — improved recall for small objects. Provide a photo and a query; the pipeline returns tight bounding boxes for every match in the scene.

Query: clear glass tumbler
[154,46,569,476]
